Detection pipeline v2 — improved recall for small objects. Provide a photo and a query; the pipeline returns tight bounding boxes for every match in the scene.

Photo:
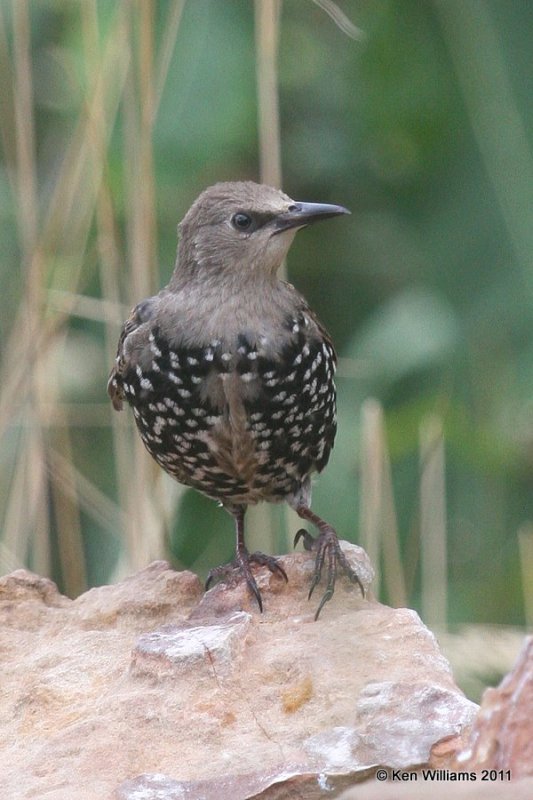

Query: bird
[108,181,363,618]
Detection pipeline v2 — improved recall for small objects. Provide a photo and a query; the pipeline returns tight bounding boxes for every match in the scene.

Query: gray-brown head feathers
[169,181,349,291]
[169,182,297,289]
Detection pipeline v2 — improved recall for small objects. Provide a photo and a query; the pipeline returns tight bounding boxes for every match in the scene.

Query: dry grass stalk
[0,2,184,592]
[419,414,447,628]
[517,523,533,629]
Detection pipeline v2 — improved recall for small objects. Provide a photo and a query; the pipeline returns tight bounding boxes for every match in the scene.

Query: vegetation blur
[0,0,532,695]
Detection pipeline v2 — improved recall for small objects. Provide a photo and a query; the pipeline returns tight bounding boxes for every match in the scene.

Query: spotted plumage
[108,181,363,617]
[112,312,336,504]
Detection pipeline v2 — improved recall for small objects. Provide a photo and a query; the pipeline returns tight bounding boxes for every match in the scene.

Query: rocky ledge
[0,544,524,799]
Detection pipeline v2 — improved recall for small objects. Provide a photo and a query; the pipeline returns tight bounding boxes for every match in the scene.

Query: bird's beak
[273,201,350,234]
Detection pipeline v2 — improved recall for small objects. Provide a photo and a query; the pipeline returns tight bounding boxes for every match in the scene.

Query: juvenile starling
[108,181,363,618]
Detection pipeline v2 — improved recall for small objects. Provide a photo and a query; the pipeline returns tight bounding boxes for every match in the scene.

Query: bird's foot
[205,549,288,613]
[294,526,365,620]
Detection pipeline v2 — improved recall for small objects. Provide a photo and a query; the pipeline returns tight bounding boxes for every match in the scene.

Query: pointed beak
[273,201,350,234]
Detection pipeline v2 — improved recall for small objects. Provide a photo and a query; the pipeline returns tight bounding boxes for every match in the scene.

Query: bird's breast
[118,310,337,502]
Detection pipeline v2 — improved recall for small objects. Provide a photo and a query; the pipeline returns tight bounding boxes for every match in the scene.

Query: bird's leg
[294,505,364,620]
[205,505,288,613]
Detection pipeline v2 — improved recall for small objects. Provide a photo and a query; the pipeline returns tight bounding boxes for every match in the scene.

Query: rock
[0,545,477,800]
[130,610,252,680]
[338,777,533,800]
[451,635,533,778]
[434,625,526,703]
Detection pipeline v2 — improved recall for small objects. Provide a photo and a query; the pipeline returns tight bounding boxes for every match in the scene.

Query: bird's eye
[231,212,253,231]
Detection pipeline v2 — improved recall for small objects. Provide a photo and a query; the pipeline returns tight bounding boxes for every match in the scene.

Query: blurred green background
[0,0,532,670]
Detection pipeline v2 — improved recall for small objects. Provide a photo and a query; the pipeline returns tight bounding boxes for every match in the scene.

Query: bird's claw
[294,526,364,620]
[205,549,288,613]
[294,528,315,552]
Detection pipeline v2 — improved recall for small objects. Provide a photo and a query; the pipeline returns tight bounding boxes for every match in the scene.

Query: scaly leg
[206,504,288,612]
[294,505,364,619]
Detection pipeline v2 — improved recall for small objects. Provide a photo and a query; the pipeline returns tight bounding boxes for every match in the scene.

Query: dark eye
[231,212,253,231]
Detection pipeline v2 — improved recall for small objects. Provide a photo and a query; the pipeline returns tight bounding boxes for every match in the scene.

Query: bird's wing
[301,300,337,364]
[279,280,337,362]
[107,299,155,411]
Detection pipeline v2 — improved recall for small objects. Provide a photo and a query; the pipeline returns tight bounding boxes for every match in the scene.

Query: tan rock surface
[0,545,477,799]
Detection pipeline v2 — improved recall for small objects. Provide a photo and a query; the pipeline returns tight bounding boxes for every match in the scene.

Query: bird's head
[171,181,349,287]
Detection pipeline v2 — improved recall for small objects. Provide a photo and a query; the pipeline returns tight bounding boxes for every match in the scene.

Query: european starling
[108,181,363,618]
